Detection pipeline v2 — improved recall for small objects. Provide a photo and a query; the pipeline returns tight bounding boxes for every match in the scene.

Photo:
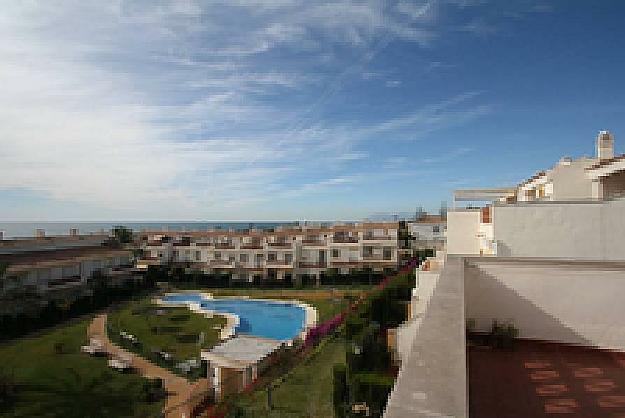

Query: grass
[108,300,227,377]
[0,318,163,418]
[235,336,347,417]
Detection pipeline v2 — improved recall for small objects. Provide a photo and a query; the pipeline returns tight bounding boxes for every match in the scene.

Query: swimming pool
[159,293,308,341]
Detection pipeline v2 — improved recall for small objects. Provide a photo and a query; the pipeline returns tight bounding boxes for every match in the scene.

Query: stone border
[154,294,238,340]
[155,292,318,344]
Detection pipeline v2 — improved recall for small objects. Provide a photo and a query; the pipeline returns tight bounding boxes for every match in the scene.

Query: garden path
[88,313,210,418]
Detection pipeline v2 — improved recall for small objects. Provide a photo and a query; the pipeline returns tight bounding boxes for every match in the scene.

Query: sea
[0,222,301,239]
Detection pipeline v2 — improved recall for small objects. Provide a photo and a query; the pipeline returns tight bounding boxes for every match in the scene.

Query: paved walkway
[88,314,211,418]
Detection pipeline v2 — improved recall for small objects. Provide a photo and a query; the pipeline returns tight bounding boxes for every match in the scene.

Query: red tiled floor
[469,340,625,418]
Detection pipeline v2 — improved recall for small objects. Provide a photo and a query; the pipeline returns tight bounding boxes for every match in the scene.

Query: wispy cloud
[0,0,490,220]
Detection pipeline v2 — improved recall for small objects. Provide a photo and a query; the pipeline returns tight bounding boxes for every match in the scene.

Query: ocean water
[0,222,297,239]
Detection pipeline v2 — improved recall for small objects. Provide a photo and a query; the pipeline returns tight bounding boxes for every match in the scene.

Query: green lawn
[235,336,347,417]
[0,319,163,418]
[108,300,227,378]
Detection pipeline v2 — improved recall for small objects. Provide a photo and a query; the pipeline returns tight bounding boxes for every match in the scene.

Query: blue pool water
[159,294,307,341]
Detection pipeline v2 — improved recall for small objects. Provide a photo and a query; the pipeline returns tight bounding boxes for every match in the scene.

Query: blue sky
[1,0,624,221]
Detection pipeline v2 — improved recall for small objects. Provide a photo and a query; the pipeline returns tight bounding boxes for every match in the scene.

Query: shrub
[350,372,395,417]
[488,320,519,350]
[53,341,66,354]
[175,333,199,343]
[333,364,348,418]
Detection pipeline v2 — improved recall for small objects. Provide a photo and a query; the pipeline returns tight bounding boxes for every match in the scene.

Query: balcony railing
[362,235,394,241]
[267,242,292,248]
[332,237,359,243]
[299,262,326,268]
[240,244,263,249]
[214,243,235,249]
[266,260,293,266]
[210,260,234,267]
[302,239,326,246]
[362,255,395,261]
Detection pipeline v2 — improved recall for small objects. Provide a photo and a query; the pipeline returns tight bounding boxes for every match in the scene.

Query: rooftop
[201,335,283,368]
[469,340,625,418]
[2,247,131,274]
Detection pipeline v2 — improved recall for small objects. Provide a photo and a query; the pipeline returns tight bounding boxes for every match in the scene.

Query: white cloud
[0,0,489,219]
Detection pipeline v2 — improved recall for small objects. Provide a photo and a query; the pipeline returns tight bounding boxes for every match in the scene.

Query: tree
[0,367,18,410]
[112,226,133,245]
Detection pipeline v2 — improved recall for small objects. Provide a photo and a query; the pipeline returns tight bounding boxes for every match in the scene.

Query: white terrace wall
[447,210,481,256]
[493,197,625,260]
[465,258,625,351]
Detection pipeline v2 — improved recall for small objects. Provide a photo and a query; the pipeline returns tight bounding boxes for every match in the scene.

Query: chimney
[597,130,614,160]
[35,229,46,239]
[69,228,79,237]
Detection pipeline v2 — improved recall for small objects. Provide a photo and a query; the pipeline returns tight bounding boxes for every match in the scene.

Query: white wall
[465,258,625,351]
[493,198,625,260]
[447,210,481,255]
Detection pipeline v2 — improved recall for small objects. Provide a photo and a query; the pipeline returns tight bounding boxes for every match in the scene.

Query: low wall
[385,257,466,418]
[465,257,625,351]
[493,198,625,260]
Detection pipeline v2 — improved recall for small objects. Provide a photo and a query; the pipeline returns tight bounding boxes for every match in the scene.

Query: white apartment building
[0,233,134,305]
[448,130,625,259]
[137,222,400,284]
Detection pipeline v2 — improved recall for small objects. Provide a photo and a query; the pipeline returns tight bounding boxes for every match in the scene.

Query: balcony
[362,235,394,241]
[240,243,263,249]
[302,239,326,246]
[267,241,292,248]
[332,237,359,244]
[299,262,326,269]
[214,243,235,250]
[210,260,235,268]
[362,255,395,262]
[266,260,293,268]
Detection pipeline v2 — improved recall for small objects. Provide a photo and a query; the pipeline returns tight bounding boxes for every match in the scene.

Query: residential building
[137,222,400,284]
[0,231,135,310]
[448,130,625,258]
[386,130,625,418]
[407,214,446,251]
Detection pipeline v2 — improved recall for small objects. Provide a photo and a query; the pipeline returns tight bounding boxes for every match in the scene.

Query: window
[432,225,440,233]
[195,251,201,261]
[240,254,248,263]
[268,252,277,261]
[285,253,293,264]
[214,252,221,260]
[363,246,373,257]
[332,249,340,258]
[383,247,392,260]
